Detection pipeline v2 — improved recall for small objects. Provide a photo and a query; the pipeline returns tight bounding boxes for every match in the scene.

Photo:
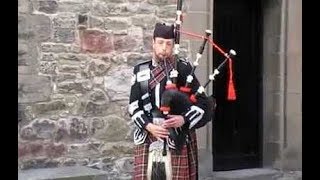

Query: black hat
[153,23,174,39]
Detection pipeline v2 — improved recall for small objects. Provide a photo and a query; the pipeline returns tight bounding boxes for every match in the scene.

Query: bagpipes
[147,0,237,179]
[159,2,237,147]
[158,32,237,150]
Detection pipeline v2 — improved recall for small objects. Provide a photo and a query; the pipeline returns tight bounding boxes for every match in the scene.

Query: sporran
[147,118,172,180]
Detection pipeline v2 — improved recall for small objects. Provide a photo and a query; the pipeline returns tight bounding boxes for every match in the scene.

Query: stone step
[18,166,108,180]
[200,168,283,180]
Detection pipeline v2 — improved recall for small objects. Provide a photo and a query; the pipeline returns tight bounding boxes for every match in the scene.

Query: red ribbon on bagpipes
[169,0,237,101]
[178,29,237,100]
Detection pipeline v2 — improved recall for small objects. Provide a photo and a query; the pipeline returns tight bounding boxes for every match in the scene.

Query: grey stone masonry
[18,166,108,180]
[18,0,188,176]
[18,0,302,177]
[200,168,302,180]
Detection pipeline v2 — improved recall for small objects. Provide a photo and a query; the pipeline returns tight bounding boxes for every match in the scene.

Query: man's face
[153,37,174,62]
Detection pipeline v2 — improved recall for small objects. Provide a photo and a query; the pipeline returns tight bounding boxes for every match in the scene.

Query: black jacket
[128,58,213,146]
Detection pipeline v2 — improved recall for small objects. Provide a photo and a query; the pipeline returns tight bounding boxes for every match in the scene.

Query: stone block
[44,143,67,158]
[57,80,91,94]
[18,39,38,66]
[93,77,104,85]
[99,142,134,156]
[91,115,129,142]
[286,54,302,93]
[114,157,134,174]
[104,17,130,32]
[53,13,77,29]
[18,15,34,39]
[40,52,56,61]
[57,1,90,14]
[88,16,105,29]
[20,126,39,141]
[113,35,139,52]
[110,54,126,65]
[18,142,43,158]
[39,61,57,75]
[52,14,76,43]
[131,15,157,29]
[126,53,151,66]
[55,127,69,142]
[54,117,91,143]
[157,5,176,18]
[102,0,125,3]
[126,2,157,14]
[85,60,112,77]
[198,149,213,178]
[80,29,114,53]
[82,101,109,117]
[19,157,60,170]
[104,65,132,96]
[32,119,57,140]
[34,0,58,14]
[61,158,77,167]
[188,0,210,11]
[18,104,28,123]
[18,66,36,75]
[40,42,71,53]
[53,28,75,43]
[278,171,302,180]
[89,89,109,103]
[263,142,281,167]
[212,168,281,180]
[18,166,108,180]
[147,0,176,5]
[91,3,130,17]
[18,0,33,13]
[69,117,89,140]
[18,14,51,41]
[57,53,88,62]
[58,64,80,73]
[142,30,153,52]
[56,73,77,82]
[18,142,66,159]
[18,41,29,66]
[18,75,51,103]
[66,143,100,158]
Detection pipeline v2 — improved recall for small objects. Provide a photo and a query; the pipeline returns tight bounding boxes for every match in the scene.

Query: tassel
[151,162,166,180]
[227,58,236,100]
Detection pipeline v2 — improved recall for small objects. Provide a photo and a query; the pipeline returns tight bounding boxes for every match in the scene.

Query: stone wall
[262,0,302,171]
[18,0,190,178]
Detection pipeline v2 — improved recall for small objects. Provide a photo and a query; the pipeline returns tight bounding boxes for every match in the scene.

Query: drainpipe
[207,0,214,152]
[279,0,288,171]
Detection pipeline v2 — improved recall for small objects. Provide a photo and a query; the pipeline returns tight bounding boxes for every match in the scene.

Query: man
[129,23,212,180]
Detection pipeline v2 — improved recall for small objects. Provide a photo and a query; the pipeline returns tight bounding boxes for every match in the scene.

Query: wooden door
[212,0,263,171]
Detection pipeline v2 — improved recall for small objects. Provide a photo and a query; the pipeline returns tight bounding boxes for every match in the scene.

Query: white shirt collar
[152,59,159,67]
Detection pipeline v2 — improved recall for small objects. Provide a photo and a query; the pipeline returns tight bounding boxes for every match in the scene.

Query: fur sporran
[147,140,172,180]
[147,118,172,180]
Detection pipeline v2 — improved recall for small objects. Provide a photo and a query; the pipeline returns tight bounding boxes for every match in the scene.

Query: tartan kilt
[133,130,198,180]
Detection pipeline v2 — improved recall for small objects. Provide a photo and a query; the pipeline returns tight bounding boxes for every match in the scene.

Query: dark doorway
[212,0,262,171]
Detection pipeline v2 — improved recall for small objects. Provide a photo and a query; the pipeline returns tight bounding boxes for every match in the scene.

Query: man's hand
[145,123,169,140]
[162,115,185,128]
